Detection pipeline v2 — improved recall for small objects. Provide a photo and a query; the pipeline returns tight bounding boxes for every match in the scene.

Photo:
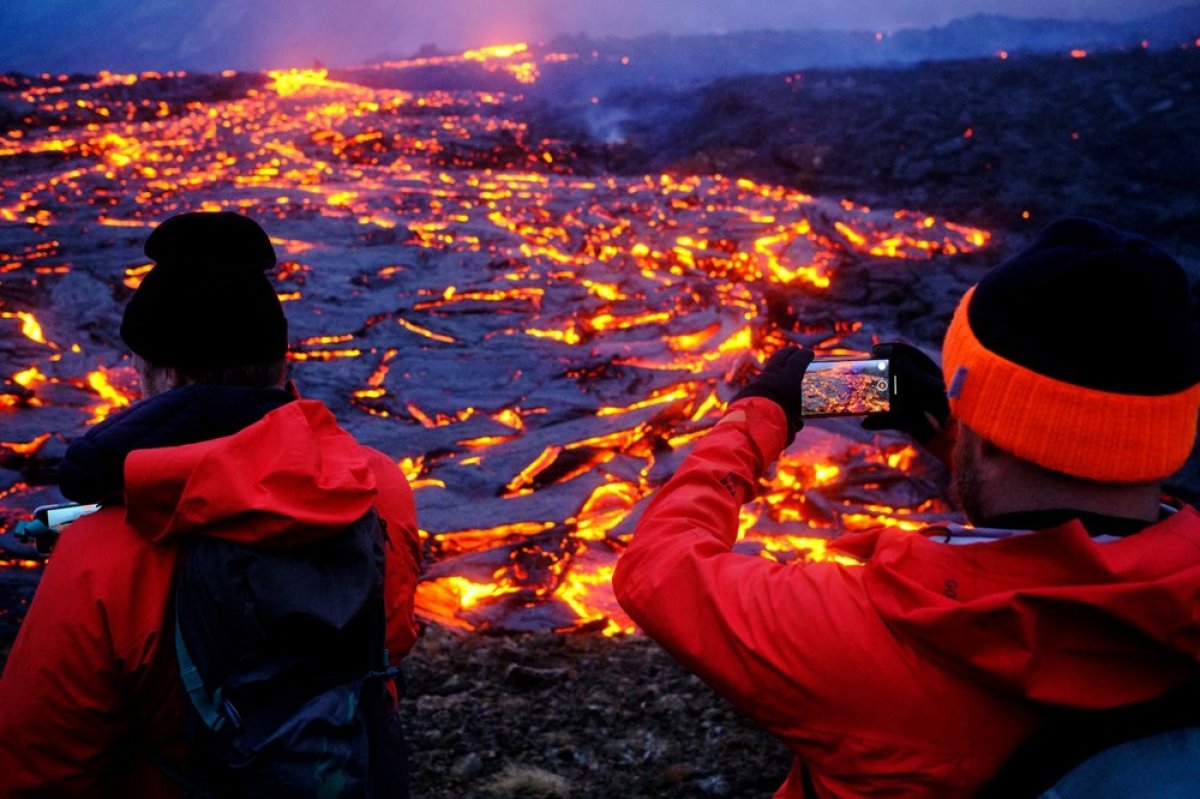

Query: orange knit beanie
[942,218,1200,483]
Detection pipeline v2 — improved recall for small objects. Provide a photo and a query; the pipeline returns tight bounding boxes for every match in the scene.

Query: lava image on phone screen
[801,358,891,417]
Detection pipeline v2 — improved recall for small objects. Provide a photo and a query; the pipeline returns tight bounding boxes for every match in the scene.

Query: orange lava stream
[0,42,988,636]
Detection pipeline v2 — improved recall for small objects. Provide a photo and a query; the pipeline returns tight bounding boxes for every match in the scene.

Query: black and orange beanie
[121,212,287,370]
[942,217,1200,482]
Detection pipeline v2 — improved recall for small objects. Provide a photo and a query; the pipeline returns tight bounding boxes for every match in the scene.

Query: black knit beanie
[120,213,288,370]
[942,217,1200,482]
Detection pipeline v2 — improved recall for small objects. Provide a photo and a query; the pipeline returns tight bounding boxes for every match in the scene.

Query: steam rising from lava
[0,43,985,636]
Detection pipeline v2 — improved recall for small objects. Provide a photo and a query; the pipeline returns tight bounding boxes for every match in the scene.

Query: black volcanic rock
[545,47,1200,264]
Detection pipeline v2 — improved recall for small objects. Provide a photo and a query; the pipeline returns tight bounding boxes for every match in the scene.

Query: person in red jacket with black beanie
[613,218,1200,798]
[0,213,422,797]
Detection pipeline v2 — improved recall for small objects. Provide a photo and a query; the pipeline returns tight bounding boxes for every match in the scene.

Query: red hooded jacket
[0,399,421,798]
[613,398,1200,798]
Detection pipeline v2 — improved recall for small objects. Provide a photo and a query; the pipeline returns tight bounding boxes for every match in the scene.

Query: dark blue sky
[1,0,1191,73]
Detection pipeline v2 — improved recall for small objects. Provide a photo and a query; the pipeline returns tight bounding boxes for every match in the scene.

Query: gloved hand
[731,346,813,446]
[861,342,950,444]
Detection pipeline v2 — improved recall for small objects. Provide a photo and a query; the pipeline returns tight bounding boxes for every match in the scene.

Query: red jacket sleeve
[0,509,177,798]
[612,398,886,745]
[613,402,1047,797]
[366,449,422,661]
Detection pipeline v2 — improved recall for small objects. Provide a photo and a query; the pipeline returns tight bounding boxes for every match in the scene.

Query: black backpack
[795,680,1200,799]
[975,678,1200,798]
[169,510,408,798]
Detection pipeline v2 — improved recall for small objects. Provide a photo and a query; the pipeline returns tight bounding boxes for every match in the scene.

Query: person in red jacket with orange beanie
[0,213,422,797]
[614,218,1200,798]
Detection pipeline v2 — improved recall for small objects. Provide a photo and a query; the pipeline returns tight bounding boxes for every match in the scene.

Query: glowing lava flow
[0,43,986,637]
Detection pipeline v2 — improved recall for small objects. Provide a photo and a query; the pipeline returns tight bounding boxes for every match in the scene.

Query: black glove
[861,342,950,444]
[731,346,813,446]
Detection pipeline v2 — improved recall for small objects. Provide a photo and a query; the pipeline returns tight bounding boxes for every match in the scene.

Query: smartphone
[34,502,101,532]
[801,358,892,417]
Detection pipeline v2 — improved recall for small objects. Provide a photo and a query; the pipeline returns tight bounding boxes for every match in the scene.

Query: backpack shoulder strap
[174,597,232,734]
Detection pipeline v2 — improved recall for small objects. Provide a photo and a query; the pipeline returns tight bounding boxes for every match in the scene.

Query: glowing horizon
[1,0,1191,73]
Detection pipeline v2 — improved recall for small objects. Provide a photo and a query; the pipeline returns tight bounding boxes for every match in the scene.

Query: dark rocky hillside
[534,46,1200,261]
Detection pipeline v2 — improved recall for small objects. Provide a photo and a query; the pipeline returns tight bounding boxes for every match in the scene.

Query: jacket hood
[122,399,378,547]
[83,395,374,544]
[833,508,1200,709]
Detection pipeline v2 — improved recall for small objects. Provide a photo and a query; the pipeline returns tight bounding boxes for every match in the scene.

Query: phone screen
[35,503,100,531]
[801,358,891,417]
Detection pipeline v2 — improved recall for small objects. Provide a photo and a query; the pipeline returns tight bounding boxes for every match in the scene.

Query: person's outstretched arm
[613,350,881,740]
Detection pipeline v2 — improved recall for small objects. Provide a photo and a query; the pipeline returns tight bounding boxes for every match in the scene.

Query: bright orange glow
[397,317,457,343]
[397,456,446,490]
[414,575,522,630]
[464,43,529,61]
[299,333,355,346]
[428,521,556,557]
[882,445,920,471]
[85,369,134,424]
[1,311,49,345]
[0,558,44,570]
[572,481,641,541]
[813,463,841,484]
[835,221,867,246]
[123,263,154,289]
[758,535,862,566]
[581,280,626,301]
[288,349,362,361]
[12,366,47,388]
[268,68,365,98]
[666,324,720,351]
[492,409,524,430]
[590,311,672,331]
[525,325,582,345]
[597,384,694,417]
[556,565,635,636]
[1,432,51,456]
[506,445,563,493]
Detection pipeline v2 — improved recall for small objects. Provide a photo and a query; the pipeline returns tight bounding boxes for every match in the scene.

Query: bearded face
[952,426,988,525]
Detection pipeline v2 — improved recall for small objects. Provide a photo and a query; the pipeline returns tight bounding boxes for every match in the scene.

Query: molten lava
[0,42,987,637]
